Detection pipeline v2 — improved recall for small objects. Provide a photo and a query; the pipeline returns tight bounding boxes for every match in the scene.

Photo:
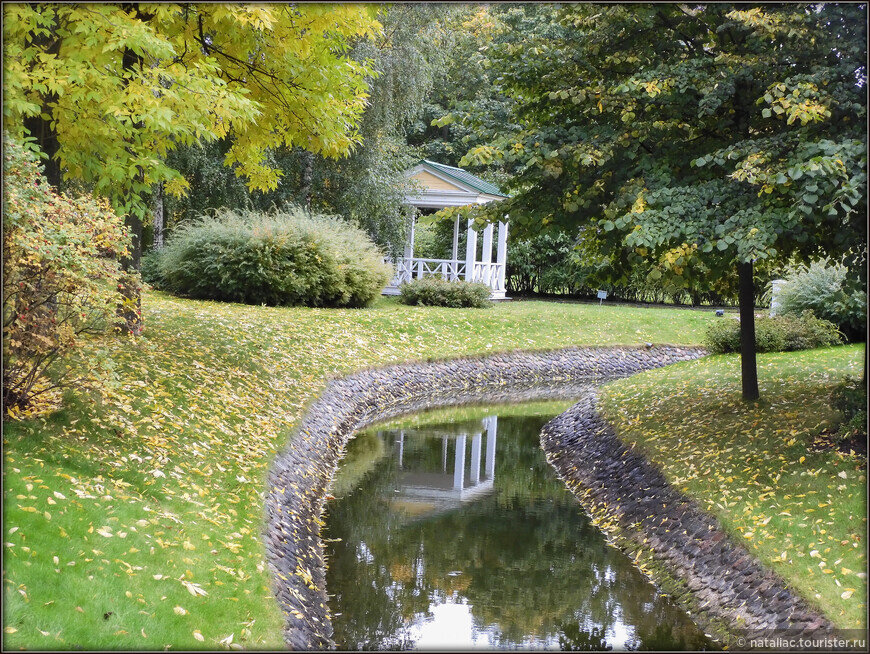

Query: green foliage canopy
[3,4,381,231]
[155,5,454,255]
[460,4,866,284]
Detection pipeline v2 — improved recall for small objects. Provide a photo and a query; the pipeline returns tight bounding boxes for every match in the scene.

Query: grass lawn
[598,345,867,629]
[2,292,713,650]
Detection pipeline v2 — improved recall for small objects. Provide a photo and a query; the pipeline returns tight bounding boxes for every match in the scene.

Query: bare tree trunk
[734,77,760,401]
[152,182,165,250]
[863,339,867,387]
[738,261,759,401]
[23,13,61,189]
[300,150,314,211]
[115,3,154,336]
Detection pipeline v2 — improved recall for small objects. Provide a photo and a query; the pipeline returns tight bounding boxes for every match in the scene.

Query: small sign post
[597,289,608,306]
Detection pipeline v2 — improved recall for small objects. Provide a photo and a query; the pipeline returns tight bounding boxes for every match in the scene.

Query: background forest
[8,4,865,310]
[143,4,865,310]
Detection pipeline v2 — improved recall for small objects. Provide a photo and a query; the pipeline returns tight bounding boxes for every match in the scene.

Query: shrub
[140,249,164,288]
[771,258,866,340]
[704,311,843,354]
[398,277,491,308]
[151,208,392,308]
[778,311,844,351]
[3,133,131,417]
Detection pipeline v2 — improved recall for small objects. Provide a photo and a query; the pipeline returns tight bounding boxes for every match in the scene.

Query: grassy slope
[2,292,712,650]
[598,346,866,629]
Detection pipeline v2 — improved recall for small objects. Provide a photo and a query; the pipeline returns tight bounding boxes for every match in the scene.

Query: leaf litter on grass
[2,292,716,648]
[598,346,867,629]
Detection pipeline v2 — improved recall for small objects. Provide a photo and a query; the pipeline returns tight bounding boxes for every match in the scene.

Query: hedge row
[704,311,843,354]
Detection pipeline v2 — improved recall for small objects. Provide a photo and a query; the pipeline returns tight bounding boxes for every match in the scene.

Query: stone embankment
[541,393,836,645]
[264,345,704,649]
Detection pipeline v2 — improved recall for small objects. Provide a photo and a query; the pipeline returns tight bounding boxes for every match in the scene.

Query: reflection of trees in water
[629,623,714,651]
[557,623,612,651]
[325,414,712,651]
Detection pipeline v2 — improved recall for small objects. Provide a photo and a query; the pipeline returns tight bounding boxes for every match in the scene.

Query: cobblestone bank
[264,346,704,649]
[540,392,836,646]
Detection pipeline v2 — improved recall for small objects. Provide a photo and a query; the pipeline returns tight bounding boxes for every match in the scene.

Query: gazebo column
[481,223,494,287]
[403,206,416,282]
[496,217,509,292]
[451,216,461,281]
[464,219,477,282]
[442,436,448,472]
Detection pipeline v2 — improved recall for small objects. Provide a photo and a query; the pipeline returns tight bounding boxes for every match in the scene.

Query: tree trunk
[863,338,867,387]
[23,13,61,189]
[738,260,759,401]
[300,150,314,211]
[152,182,164,250]
[733,75,760,401]
[115,3,153,336]
[24,112,61,190]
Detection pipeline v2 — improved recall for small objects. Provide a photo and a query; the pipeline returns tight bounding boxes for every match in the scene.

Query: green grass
[2,292,714,650]
[597,345,867,629]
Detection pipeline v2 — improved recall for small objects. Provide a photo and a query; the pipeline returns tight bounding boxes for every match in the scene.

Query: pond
[324,401,715,651]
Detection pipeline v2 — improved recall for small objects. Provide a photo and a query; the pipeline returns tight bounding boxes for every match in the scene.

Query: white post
[470,433,482,485]
[464,219,477,282]
[453,434,466,490]
[482,223,494,287]
[403,206,416,281]
[496,218,509,292]
[452,216,461,281]
[398,431,404,469]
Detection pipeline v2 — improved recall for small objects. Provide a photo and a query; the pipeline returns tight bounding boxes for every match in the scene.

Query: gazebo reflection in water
[389,416,498,516]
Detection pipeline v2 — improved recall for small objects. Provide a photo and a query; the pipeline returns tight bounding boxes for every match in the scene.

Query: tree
[299,3,454,255]
[151,5,454,256]
[4,3,382,328]
[407,5,522,196]
[460,4,866,400]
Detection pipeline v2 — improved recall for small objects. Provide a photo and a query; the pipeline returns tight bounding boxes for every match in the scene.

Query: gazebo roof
[420,160,508,198]
[403,160,509,209]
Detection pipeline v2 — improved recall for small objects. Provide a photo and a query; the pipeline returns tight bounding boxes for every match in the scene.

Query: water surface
[325,402,713,651]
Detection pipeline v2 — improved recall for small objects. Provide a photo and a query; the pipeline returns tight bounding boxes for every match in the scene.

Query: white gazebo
[382,160,510,299]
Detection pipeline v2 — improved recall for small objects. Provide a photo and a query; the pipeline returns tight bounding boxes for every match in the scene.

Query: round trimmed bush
[151,208,391,307]
[398,277,491,308]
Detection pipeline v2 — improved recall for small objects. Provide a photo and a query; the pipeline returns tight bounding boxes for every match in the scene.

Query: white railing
[386,258,505,295]
[390,258,466,285]
[471,262,505,291]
